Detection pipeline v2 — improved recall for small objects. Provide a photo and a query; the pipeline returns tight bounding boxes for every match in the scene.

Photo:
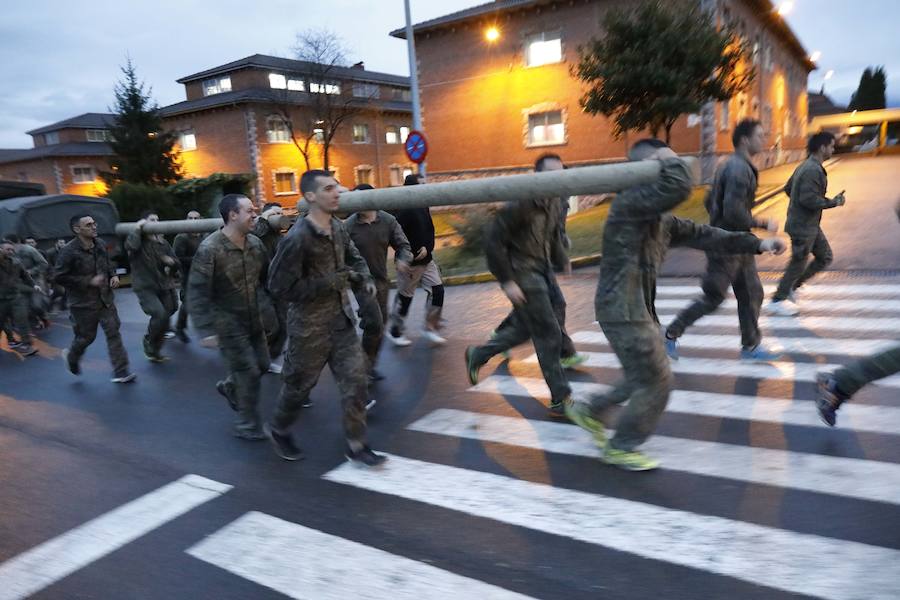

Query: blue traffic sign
[404,130,428,163]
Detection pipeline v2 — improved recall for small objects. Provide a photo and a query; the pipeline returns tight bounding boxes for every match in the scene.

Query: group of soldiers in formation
[2,119,898,470]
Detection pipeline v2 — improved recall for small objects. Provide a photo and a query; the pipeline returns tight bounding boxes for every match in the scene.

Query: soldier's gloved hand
[200,335,219,349]
[759,238,786,255]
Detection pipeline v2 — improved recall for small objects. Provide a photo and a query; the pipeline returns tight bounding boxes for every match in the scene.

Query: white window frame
[354,164,374,186]
[525,30,563,67]
[266,115,291,143]
[400,126,410,144]
[310,82,341,95]
[202,76,232,96]
[273,169,297,196]
[385,125,401,145]
[525,109,566,147]
[178,130,197,151]
[71,164,96,184]
[352,123,370,144]
[86,129,110,142]
[44,131,59,145]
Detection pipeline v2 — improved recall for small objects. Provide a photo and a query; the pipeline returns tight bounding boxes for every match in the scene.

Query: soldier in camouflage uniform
[7,234,50,328]
[765,132,845,316]
[264,170,385,467]
[253,202,288,369]
[172,210,204,342]
[125,211,179,362]
[815,200,900,426]
[565,141,785,471]
[188,194,270,440]
[55,214,134,383]
[344,184,414,382]
[465,154,577,417]
[0,240,39,356]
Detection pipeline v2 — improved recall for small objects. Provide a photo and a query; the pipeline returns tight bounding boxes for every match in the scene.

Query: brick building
[392,0,815,181]
[0,113,116,196]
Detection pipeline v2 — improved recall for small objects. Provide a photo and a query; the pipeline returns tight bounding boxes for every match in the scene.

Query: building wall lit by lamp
[485,27,500,42]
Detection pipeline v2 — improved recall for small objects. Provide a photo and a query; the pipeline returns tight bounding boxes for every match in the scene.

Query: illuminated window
[355,166,373,186]
[266,116,291,143]
[310,82,340,94]
[274,171,297,195]
[178,130,197,151]
[71,165,96,183]
[385,126,400,144]
[525,31,562,67]
[287,78,304,91]
[202,76,232,96]
[352,124,369,143]
[400,126,410,143]
[86,129,111,142]
[313,128,325,143]
[44,132,59,145]
[528,111,565,145]
[353,83,380,98]
[720,101,730,131]
[269,73,287,89]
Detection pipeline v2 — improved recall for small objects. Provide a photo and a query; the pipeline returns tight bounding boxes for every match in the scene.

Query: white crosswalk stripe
[571,329,898,356]
[470,375,900,435]
[654,297,900,313]
[616,314,900,333]
[408,408,900,505]
[525,351,900,388]
[654,284,900,298]
[324,454,900,600]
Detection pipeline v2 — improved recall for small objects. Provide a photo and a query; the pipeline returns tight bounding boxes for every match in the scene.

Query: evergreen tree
[573,0,754,143]
[104,58,181,186]
[849,66,887,111]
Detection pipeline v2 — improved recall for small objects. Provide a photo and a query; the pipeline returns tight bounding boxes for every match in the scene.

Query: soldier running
[55,214,134,383]
[565,140,785,471]
[172,210,204,342]
[125,211,179,362]
[0,240,40,356]
[188,194,270,440]
[264,170,385,467]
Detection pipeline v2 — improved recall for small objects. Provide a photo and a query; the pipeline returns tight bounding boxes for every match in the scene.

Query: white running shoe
[762,299,799,316]
[422,329,447,345]
[387,331,412,347]
[267,362,283,374]
[110,373,137,384]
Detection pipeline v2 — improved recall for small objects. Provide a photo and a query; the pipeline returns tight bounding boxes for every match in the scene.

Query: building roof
[26,113,117,136]
[0,142,115,165]
[391,0,816,70]
[160,87,412,118]
[808,91,846,117]
[176,54,411,87]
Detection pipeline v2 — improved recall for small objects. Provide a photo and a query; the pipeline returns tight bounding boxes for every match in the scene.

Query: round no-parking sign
[404,130,428,164]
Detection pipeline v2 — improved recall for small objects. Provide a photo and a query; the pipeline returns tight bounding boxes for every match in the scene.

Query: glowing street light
[824,70,834,81]
[777,1,794,16]
[485,27,500,42]
[810,50,822,62]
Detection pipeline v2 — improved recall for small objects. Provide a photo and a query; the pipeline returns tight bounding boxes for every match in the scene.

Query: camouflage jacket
[125,229,178,291]
[53,239,117,309]
[596,158,762,324]
[486,196,569,285]
[705,153,766,232]
[252,218,283,262]
[784,156,840,238]
[268,216,372,332]
[344,211,413,282]
[187,230,268,337]
[172,232,204,280]
[15,245,49,279]
[0,255,35,301]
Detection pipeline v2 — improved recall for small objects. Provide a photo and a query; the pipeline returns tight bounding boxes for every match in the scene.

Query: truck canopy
[0,194,119,249]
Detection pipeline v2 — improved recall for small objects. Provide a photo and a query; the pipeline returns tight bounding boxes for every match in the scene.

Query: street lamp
[485,26,500,42]
[777,1,794,16]
[824,70,834,81]
[810,50,822,63]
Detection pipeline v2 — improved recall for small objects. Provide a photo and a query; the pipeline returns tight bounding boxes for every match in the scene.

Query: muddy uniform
[344,211,413,370]
[589,159,764,451]
[773,156,840,301]
[172,232,204,332]
[666,153,766,349]
[0,255,35,347]
[267,216,372,444]
[54,239,130,377]
[125,229,178,356]
[188,230,270,435]
[252,218,287,359]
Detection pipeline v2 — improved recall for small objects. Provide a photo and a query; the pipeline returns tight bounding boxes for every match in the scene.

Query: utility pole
[404,0,426,176]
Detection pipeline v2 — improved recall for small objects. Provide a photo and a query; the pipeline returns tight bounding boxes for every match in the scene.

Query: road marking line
[654,298,900,313]
[408,408,900,505]
[324,454,900,600]
[0,475,231,600]
[526,351,900,388]
[470,375,900,435]
[655,284,900,298]
[609,314,900,334]
[571,330,899,356]
[187,511,536,600]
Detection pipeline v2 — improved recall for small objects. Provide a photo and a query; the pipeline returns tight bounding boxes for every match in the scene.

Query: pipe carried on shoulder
[115,157,698,235]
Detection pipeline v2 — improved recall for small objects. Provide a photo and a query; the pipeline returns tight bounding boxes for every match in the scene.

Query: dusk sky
[1,0,897,148]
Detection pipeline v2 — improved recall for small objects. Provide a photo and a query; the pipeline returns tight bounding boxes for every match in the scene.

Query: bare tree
[271,28,376,172]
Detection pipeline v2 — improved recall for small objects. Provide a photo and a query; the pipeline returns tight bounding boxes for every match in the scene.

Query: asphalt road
[1,154,898,599]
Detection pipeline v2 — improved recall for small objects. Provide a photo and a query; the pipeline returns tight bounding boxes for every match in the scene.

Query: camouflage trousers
[470,271,571,404]
[271,317,368,443]
[492,270,577,358]
[260,290,288,360]
[175,283,189,331]
[0,297,31,345]
[218,325,270,429]
[69,306,130,377]
[666,253,763,349]
[586,320,674,452]
[356,279,389,371]
[135,288,177,354]
[832,343,900,399]
[774,229,833,301]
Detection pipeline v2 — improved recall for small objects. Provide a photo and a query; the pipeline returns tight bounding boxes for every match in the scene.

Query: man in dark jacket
[765,132,845,316]
[665,119,781,362]
[387,173,447,346]
[565,140,784,472]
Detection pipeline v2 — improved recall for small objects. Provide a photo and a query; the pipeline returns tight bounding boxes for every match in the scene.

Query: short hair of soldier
[262,202,283,211]
[534,153,563,172]
[403,174,421,186]
[218,194,247,223]
[628,138,668,161]
[807,131,836,155]
[300,170,333,195]
[70,214,90,231]
[353,183,374,191]
[139,209,158,220]
[732,119,762,149]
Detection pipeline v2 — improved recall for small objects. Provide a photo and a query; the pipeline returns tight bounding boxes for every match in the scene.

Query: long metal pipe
[116,157,698,235]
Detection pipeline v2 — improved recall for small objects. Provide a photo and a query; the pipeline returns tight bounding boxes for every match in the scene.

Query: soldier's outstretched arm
[794,169,840,210]
[616,158,693,218]
[186,244,216,336]
[666,215,763,255]
[124,226,144,253]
